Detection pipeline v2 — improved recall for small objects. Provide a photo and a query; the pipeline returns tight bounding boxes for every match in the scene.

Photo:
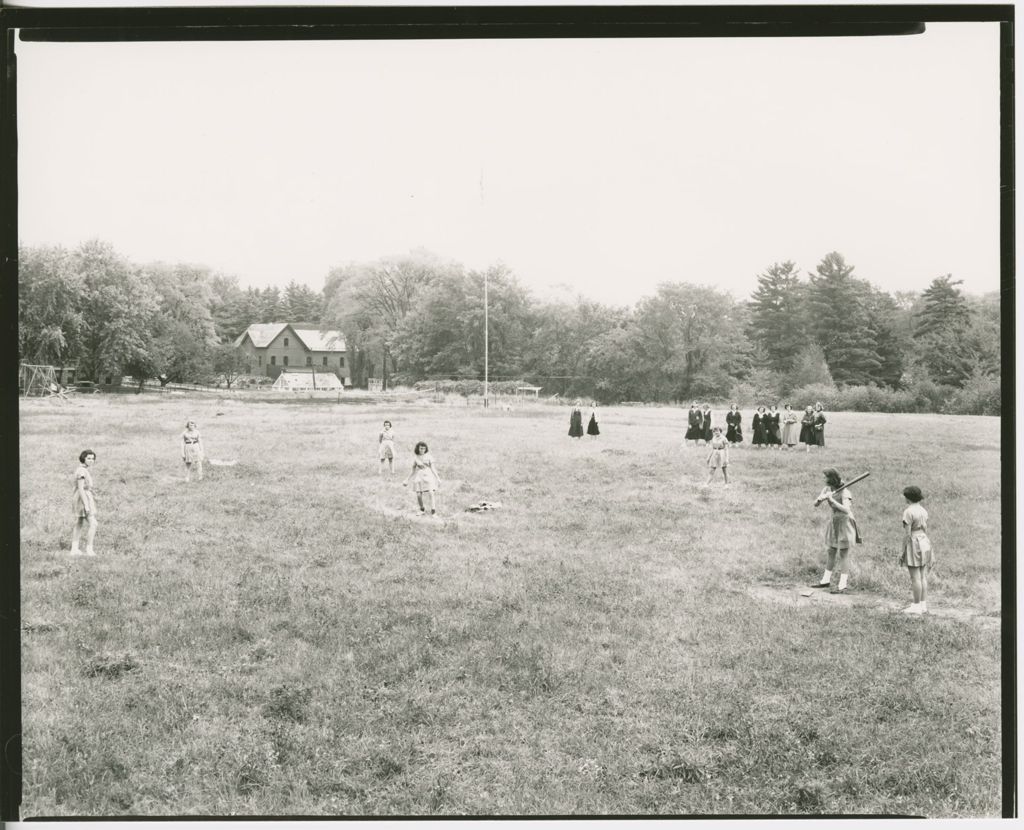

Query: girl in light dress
[403,441,442,516]
[378,420,396,476]
[780,404,800,449]
[899,485,933,614]
[181,420,205,482]
[705,426,730,487]
[70,449,98,556]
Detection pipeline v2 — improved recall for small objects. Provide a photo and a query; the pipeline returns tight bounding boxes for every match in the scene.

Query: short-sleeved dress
[379,428,395,460]
[182,430,203,464]
[410,454,440,493]
[781,411,800,445]
[72,465,95,518]
[707,434,729,468]
[824,488,858,549]
[899,503,933,567]
[725,409,742,444]
[685,409,702,440]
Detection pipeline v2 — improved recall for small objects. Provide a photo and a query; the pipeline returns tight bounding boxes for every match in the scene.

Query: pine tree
[804,253,882,386]
[912,275,973,386]
[747,261,806,373]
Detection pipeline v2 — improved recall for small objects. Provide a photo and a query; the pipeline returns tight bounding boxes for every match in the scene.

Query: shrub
[786,382,839,411]
[947,370,1000,416]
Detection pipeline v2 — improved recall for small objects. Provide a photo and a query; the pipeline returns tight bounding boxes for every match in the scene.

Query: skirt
[899,532,934,567]
[412,470,438,493]
[183,443,203,464]
[781,422,798,445]
[685,425,702,440]
[379,441,395,460]
[72,493,95,519]
[824,514,857,549]
[708,449,727,469]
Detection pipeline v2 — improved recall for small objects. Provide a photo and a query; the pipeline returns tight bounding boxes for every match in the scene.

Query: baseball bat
[814,471,870,506]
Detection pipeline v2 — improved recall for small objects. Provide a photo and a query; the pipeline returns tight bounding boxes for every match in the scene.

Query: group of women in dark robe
[568,400,600,438]
[683,403,715,447]
[686,402,828,449]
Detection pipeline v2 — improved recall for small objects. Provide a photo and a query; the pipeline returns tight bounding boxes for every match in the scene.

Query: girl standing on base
[379,420,396,476]
[705,426,730,486]
[181,420,205,482]
[810,468,861,594]
[403,441,442,515]
[899,485,933,614]
[70,449,98,556]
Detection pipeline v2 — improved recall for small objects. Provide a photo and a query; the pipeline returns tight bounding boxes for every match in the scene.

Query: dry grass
[19,396,1001,816]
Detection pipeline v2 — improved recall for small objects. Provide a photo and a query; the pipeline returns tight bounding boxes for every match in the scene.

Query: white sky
[17,22,1001,306]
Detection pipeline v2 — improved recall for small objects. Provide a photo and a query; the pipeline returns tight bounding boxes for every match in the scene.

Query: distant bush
[786,382,840,410]
[946,370,1000,416]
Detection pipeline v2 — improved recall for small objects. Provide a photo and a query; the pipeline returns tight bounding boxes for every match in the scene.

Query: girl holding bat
[810,468,863,594]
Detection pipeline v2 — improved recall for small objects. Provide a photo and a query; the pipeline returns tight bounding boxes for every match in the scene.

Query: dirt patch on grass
[747,583,1000,629]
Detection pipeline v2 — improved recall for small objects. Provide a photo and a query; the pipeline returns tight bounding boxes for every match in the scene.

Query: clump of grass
[264,684,313,723]
[83,652,140,680]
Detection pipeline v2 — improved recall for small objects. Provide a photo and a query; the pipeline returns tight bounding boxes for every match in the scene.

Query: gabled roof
[234,323,288,348]
[293,329,346,352]
[233,323,346,352]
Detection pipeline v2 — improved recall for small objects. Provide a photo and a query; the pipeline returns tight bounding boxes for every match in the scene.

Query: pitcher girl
[403,441,442,515]
[70,449,98,556]
[705,426,730,486]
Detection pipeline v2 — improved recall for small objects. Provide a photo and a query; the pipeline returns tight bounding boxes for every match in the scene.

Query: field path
[747,582,1000,629]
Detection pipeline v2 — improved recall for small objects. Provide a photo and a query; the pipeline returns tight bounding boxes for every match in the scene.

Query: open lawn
[18,396,1002,816]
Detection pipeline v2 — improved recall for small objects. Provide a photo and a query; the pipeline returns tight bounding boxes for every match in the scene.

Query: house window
[283,356,289,366]
[306,356,312,366]
[322,357,328,366]
[339,357,345,367]
[258,355,263,366]
[284,337,289,347]
[271,356,276,366]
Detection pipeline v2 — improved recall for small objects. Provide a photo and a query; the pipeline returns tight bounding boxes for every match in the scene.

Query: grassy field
[18,395,1002,817]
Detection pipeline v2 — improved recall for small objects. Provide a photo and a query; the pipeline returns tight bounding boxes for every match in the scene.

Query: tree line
[18,240,1000,414]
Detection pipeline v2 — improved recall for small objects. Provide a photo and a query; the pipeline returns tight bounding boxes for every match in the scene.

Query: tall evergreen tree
[805,253,882,386]
[747,261,806,373]
[912,275,973,386]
